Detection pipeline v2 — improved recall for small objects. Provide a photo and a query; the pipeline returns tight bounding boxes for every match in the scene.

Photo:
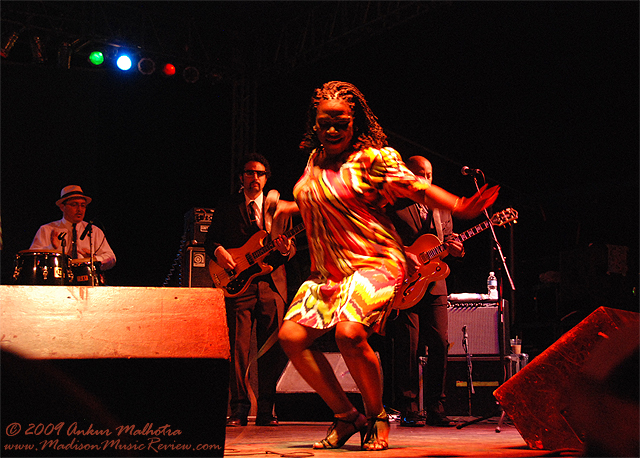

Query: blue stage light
[116,54,133,71]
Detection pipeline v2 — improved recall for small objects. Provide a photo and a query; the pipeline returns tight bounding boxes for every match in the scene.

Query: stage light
[57,42,72,69]
[30,35,45,64]
[116,54,133,71]
[88,50,105,66]
[162,63,176,76]
[183,66,199,83]
[1,31,21,59]
[205,71,224,85]
[137,57,155,75]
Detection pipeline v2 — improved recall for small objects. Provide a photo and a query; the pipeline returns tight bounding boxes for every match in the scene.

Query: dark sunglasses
[243,170,267,177]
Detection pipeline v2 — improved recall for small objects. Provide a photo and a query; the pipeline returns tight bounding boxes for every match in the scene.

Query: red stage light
[162,63,176,76]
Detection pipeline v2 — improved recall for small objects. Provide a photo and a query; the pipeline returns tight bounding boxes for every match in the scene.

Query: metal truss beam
[255,1,437,80]
[231,2,438,172]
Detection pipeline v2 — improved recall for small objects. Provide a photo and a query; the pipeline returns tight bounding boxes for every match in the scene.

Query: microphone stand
[58,232,69,284]
[468,170,515,292]
[456,169,514,431]
[88,223,96,286]
[81,221,96,286]
[462,326,474,416]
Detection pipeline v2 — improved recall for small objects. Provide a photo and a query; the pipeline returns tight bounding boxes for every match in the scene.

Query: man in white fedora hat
[29,185,116,273]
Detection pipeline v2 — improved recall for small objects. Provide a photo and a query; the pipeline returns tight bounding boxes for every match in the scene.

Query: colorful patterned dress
[284,146,431,334]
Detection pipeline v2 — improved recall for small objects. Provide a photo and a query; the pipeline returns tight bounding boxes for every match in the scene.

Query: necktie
[418,204,429,223]
[248,202,259,229]
[71,224,78,259]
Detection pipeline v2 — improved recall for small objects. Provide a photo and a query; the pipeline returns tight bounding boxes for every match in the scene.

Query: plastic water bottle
[487,271,499,300]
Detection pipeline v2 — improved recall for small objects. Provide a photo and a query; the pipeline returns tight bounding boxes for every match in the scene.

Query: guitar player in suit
[385,156,465,427]
[205,153,296,427]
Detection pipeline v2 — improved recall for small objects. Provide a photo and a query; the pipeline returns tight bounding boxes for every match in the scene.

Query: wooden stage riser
[0,285,229,359]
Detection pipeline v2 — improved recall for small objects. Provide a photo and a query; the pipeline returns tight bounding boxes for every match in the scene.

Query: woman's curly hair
[299,81,387,153]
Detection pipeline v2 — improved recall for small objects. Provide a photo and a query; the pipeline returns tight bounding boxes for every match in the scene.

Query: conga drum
[69,258,105,285]
[13,250,70,285]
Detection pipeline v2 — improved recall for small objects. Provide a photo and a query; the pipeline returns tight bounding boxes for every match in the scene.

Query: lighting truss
[0,2,224,84]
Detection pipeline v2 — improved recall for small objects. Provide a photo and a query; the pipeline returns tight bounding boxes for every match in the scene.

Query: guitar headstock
[491,208,518,227]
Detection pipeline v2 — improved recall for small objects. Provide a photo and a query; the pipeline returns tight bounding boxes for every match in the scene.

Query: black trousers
[225,278,288,418]
[389,294,449,415]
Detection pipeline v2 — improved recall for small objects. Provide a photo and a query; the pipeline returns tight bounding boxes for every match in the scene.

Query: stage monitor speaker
[181,246,214,288]
[2,352,229,457]
[494,306,639,453]
[447,303,500,356]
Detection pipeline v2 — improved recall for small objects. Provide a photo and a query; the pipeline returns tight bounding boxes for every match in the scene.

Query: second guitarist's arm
[262,210,297,272]
[204,196,249,273]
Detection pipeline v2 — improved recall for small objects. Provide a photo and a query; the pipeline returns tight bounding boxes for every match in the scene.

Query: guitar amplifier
[447,301,502,356]
[184,207,214,246]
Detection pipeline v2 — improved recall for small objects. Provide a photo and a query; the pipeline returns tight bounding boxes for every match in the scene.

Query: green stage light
[88,51,104,66]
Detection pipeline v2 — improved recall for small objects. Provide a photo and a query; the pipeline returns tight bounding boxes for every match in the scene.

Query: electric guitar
[208,223,305,297]
[392,208,518,310]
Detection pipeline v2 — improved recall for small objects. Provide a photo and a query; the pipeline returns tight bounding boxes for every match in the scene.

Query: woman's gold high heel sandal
[313,408,367,449]
[362,410,390,451]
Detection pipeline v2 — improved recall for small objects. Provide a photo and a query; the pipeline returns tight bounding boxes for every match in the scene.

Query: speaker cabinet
[420,355,503,418]
[494,306,639,452]
[181,246,214,288]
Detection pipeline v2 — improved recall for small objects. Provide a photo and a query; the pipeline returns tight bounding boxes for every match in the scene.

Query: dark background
[2,2,638,353]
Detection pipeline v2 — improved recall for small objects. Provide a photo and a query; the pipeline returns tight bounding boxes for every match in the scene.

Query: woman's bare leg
[278,320,353,414]
[335,321,389,450]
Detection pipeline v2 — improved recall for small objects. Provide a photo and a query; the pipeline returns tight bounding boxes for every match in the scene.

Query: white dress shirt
[246,192,264,229]
[29,218,116,270]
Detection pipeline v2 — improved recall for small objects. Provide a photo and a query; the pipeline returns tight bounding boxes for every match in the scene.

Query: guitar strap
[263,189,279,234]
[432,208,445,241]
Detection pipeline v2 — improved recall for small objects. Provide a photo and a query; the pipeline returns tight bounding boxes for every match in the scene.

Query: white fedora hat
[56,185,92,207]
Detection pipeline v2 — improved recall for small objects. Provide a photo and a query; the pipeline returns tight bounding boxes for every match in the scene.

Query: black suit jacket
[205,190,295,300]
[387,198,453,297]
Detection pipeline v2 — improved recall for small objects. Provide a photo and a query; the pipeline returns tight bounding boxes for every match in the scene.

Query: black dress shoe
[255,415,279,426]
[399,411,425,427]
[226,416,248,427]
[400,416,424,427]
[425,413,456,427]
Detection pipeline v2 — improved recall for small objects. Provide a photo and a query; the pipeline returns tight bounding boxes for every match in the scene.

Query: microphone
[80,221,93,240]
[57,232,67,240]
[461,166,481,176]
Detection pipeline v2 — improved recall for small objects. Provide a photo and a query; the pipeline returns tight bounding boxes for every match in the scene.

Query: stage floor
[224,416,566,457]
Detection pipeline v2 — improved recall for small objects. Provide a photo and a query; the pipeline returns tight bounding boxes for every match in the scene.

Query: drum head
[18,249,63,255]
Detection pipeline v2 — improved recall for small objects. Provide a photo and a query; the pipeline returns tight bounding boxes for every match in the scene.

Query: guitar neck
[252,223,306,259]
[421,220,493,262]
